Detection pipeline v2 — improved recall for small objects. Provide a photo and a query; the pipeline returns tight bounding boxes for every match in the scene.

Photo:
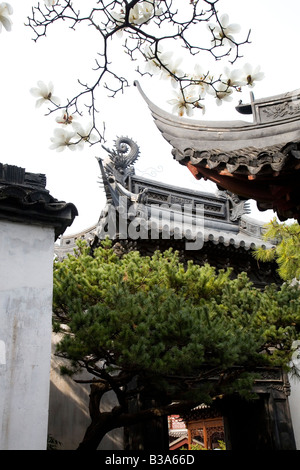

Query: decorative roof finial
[101,136,140,185]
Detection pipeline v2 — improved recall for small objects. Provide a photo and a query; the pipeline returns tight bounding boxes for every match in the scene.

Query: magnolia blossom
[140,1,163,22]
[168,88,199,117]
[209,13,241,47]
[110,9,124,26]
[143,46,168,74]
[55,110,77,125]
[111,1,162,30]
[52,115,98,150]
[30,81,60,108]
[143,45,174,75]
[0,2,13,33]
[213,82,233,106]
[191,64,210,97]
[242,63,265,87]
[221,67,243,88]
[128,1,162,25]
[50,128,77,152]
[72,122,98,149]
[129,4,141,24]
[44,0,56,6]
[160,56,185,88]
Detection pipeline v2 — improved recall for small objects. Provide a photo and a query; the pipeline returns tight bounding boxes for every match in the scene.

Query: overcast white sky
[1,0,299,235]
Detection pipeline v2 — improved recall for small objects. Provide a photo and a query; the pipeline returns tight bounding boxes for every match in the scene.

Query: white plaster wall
[289,377,300,449]
[48,333,124,450]
[0,220,55,450]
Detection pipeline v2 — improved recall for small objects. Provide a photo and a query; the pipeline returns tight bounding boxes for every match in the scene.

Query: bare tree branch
[26,1,255,149]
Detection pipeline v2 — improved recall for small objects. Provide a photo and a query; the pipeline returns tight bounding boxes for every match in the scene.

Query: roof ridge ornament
[101,136,140,185]
[97,136,147,208]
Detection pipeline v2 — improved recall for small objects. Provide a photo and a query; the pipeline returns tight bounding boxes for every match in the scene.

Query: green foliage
[47,434,62,450]
[254,218,300,281]
[190,444,206,450]
[53,240,300,405]
[180,440,226,450]
[216,440,226,450]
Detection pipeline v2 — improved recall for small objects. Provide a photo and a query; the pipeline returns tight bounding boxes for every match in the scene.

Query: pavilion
[134,81,300,224]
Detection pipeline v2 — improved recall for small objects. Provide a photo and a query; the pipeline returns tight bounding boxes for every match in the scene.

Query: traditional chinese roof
[135,81,300,223]
[96,137,274,248]
[55,137,280,286]
[0,163,78,239]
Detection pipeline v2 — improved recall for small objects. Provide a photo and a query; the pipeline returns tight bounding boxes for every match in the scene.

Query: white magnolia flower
[55,110,77,125]
[153,1,163,17]
[44,0,56,6]
[130,1,162,25]
[30,81,60,108]
[129,4,141,24]
[213,82,233,106]
[140,1,163,23]
[111,3,143,28]
[209,13,241,47]
[0,2,13,33]
[168,88,198,117]
[143,45,173,75]
[242,63,265,87]
[221,67,243,88]
[140,2,155,22]
[72,122,98,148]
[160,56,184,88]
[191,64,210,97]
[110,9,124,26]
[109,9,126,37]
[110,5,142,38]
[111,1,162,31]
[50,128,77,152]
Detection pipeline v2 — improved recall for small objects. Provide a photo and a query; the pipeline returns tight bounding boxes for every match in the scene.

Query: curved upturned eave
[134,81,300,154]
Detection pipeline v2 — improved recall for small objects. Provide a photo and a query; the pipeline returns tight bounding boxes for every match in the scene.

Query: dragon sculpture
[98,136,148,210]
[101,136,140,186]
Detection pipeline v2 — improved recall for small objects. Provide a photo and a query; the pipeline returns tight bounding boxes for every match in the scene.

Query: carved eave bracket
[172,142,300,178]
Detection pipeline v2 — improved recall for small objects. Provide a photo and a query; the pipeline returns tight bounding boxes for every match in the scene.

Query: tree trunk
[76,396,200,450]
[77,414,120,450]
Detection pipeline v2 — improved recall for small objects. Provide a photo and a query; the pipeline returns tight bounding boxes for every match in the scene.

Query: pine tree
[53,240,300,449]
[254,218,300,281]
